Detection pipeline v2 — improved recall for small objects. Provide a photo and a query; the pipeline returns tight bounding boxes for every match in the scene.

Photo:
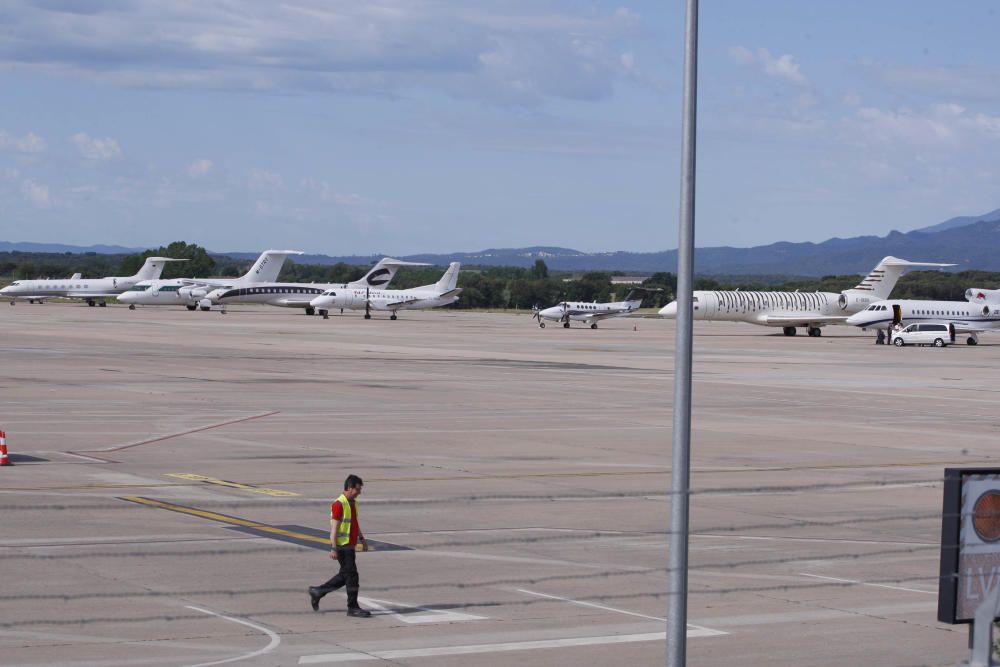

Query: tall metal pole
[667,0,698,665]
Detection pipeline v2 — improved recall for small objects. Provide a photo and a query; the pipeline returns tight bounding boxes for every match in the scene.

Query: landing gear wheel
[9,300,14,306]
[563,322,570,328]
[187,304,197,311]
[305,307,315,316]
[807,327,821,337]
[539,322,545,328]
[390,314,397,320]
[782,326,796,336]
[968,336,979,346]
[128,304,135,310]
[88,300,96,307]
[893,337,904,347]
[364,313,371,320]
[98,301,106,307]
[590,323,597,329]
[220,308,227,315]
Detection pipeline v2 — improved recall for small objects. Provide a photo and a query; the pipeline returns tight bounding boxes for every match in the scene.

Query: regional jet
[1,257,184,307]
[846,299,1000,345]
[658,256,953,336]
[117,250,303,311]
[211,257,429,315]
[534,288,654,329]
[309,262,462,319]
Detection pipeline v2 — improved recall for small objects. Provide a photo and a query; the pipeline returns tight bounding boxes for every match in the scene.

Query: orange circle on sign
[973,490,1000,542]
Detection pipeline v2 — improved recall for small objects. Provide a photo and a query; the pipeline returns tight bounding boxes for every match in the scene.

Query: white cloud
[730,46,808,86]
[0,131,46,154]
[844,103,1000,150]
[20,179,50,207]
[0,1,643,105]
[249,168,283,188]
[187,159,213,177]
[71,132,122,161]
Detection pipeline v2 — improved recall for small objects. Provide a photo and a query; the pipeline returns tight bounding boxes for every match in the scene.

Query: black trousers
[314,547,361,607]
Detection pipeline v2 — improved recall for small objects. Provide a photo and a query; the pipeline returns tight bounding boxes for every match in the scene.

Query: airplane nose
[659,301,677,318]
[117,292,135,303]
[845,313,864,326]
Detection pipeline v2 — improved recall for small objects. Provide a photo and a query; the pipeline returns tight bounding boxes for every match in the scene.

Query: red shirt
[331,498,360,546]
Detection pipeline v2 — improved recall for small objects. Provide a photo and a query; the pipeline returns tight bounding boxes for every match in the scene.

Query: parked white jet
[309,262,462,319]
[658,256,953,336]
[846,298,1000,345]
[534,288,654,329]
[117,250,303,311]
[211,257,429,315]
[1,257,184,307]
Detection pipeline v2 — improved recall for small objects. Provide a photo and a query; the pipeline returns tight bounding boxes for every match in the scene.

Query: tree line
[2,242,997,309]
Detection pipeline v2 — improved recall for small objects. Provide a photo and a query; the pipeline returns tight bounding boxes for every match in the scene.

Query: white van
[892,323,952,347]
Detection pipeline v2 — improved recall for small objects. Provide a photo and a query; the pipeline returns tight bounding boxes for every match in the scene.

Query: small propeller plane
[309,262,462,320]
[533,288,656,329]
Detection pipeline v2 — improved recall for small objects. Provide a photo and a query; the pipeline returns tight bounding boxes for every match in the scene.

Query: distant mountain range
[4,208,1000,276]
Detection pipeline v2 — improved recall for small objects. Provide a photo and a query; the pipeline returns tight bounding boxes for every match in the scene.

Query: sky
[0,0,998,256]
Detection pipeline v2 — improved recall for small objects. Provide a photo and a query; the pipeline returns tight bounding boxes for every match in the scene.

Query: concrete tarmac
[0,303,987,666]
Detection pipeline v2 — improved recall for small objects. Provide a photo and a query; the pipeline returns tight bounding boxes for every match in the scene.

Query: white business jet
[309,262,462,319]
[658,256,953,336]
[534,288,653,329]
[846,298,1000,345]
[212,257,429,315]
[1,257,183,307]
[117,250,302,311]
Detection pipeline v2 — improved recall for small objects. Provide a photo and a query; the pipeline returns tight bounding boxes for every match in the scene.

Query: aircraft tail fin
[241,250,304,283]
[131,257,187,281]
[350,257,430,289]
[434,263,461,293]
[850,256,955,300]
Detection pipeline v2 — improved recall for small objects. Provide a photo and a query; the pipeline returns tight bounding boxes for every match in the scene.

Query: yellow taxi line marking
[166,473,300,497]
[120,496,330,546]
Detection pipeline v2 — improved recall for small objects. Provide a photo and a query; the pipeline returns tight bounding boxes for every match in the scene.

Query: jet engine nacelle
[838,292,872,312]
[965,288,1000,303]
[178,286,210,302]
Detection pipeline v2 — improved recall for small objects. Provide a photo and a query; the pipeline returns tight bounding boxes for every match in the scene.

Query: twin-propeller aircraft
[534,288,656,329]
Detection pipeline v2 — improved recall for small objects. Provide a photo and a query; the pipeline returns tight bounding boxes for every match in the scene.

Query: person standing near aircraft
[309,475,371,617]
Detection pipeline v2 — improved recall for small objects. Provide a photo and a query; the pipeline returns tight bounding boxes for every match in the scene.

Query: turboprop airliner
[212,257,429,315]
[117,250,303,311]
[534,288,654,329]
[846,299,1000,345]
[309,262,462,319]
[1,257,184,307]
[658,256,953,336]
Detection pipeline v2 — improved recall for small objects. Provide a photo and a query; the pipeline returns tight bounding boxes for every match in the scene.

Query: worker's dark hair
[344,474,364,490]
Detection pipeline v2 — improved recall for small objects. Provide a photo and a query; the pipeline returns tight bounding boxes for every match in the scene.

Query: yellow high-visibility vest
[334,494,354,547]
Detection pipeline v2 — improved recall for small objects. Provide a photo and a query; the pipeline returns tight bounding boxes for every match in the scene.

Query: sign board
[939,468,1000,624]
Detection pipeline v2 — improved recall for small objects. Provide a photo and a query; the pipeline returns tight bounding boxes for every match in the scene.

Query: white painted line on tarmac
[356,596,486,624]
[516,588,726,636]
[798,572,936,595]
[298,632,666,664]
[183,605,281,667]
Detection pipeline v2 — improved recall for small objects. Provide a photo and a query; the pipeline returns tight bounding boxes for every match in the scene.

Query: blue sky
[0,0,998,255]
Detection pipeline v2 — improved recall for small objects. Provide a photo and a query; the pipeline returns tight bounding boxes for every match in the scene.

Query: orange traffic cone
[0,430,12,466]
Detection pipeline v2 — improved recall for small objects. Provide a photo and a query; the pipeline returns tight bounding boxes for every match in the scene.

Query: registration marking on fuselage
[166,473,300,497]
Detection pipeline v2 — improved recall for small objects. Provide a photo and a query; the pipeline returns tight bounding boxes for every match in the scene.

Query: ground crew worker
[308,474,371,617]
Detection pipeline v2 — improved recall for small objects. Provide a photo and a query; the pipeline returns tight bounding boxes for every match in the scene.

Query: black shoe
[347,606,372,618]
[308,587,321,612]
